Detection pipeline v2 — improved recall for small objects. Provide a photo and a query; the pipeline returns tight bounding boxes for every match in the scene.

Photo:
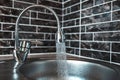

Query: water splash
[56,42,68,79]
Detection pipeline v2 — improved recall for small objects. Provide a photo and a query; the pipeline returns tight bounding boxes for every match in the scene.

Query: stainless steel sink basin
[19,60,119,80]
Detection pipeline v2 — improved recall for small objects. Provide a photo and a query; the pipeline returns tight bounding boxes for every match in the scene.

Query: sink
[19,60,119,80]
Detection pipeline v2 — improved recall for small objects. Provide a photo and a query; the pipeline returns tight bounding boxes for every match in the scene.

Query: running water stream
[56,42,68,80]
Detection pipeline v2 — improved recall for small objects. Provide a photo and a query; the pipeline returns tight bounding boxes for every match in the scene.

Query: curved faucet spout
[14,5,64,63]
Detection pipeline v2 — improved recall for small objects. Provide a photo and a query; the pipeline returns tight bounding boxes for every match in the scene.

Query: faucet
[13,5,65,63]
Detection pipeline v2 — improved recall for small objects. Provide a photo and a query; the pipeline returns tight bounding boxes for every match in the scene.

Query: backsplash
[62,0,120,64]
[0,0,120,65]
[0,0,62,54]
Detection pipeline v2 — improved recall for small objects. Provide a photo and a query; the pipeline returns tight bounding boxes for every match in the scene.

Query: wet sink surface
[19,60,119,80]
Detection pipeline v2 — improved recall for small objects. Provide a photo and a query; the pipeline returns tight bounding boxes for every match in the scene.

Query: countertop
[0,54,120,80]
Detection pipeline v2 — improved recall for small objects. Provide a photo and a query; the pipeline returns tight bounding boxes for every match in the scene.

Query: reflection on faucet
[13,68,19,80]
[13,62,23,80]
[14,62,19,69]
[13,5,64,63]
[14,62,22,69]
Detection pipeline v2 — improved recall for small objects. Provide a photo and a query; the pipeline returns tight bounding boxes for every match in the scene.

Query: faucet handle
[19,40,31,52]
[13,40,31,63]
[19,40,31,62]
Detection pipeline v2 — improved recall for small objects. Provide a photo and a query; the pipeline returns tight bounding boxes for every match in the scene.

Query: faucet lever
[13,40,31,63]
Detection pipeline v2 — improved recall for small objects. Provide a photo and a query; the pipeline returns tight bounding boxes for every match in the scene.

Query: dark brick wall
[0,0,120,65]
[62,0,120,64]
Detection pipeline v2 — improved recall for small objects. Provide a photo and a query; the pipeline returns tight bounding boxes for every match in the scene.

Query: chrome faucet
[13,5,64,63]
